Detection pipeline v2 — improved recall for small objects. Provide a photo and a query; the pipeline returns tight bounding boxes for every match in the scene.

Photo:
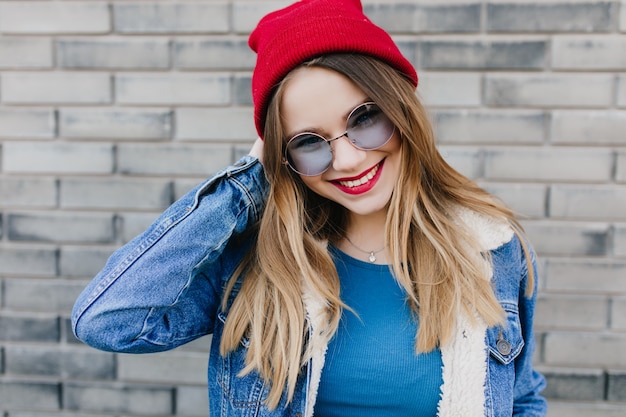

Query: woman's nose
[331,136,367,172]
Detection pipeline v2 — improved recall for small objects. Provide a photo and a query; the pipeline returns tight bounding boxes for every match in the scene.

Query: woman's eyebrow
[285,126,326,140]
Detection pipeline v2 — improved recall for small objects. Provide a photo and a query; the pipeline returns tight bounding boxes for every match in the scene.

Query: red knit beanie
[248,0,418,138]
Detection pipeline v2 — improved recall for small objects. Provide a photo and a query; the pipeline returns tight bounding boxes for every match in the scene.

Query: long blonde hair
[220,54,534,408]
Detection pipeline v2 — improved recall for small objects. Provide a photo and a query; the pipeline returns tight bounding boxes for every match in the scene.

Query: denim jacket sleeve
[71,156,268,353]
[512,242,547,416]
[487,235,547,416]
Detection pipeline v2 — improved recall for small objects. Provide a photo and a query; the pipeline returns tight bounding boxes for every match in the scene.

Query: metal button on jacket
[497,338,512,356]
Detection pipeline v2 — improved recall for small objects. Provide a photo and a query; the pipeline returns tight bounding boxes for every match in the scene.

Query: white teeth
[339,164,379,188]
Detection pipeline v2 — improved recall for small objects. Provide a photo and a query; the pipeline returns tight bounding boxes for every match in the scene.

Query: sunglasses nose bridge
[326,131,349,146]
[328,133,368,173]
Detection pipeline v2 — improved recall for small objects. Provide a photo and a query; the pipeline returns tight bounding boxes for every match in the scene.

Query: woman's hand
[249,138,264,164]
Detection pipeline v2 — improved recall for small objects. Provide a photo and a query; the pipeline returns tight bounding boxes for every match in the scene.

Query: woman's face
[280,66,402,218]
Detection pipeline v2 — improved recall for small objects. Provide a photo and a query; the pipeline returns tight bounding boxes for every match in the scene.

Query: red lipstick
[331,160,384,195]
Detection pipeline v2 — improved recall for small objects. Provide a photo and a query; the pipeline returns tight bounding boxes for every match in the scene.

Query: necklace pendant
[368,252,376,263]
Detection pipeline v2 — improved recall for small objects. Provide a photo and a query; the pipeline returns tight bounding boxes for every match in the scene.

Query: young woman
[72,0,547,416]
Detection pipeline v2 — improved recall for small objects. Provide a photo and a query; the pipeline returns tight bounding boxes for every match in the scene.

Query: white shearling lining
[437,313,489,417]
[301,285,329,417]
[455,206,514,251]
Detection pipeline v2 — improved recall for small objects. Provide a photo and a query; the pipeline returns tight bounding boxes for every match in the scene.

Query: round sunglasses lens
[347,104,394,149]
[286,133,332,176]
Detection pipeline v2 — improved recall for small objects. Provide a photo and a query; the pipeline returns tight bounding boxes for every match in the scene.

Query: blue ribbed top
[314,246,443,416]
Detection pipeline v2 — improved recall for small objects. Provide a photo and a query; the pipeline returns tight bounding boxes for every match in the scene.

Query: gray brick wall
[0,1,625,416]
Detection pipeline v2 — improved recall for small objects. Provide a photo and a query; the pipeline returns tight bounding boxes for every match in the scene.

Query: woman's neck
[339,210,389,264]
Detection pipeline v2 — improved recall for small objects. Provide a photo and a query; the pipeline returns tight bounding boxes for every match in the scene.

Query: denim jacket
[72,155,547,417]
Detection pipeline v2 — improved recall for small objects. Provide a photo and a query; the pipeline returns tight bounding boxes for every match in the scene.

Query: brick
[552,111,626,145]
[553,36,626,69]
[0,37,52,68]
[434,110,546,144]
[618,75,626,107]
[116,73,231,105]
[64,382,174,415]
[608,371,626,401]
[484,147,612,182]
[4,278,87,312]
[176,385,207,417]
[1,72,111,104]
[8,412,104,417]
[7,212,114,244]
[618,151,626,183]
[540,366,605,400]
[120,212,160,244]
[60,108,172,140]
[522,221,610,256]
[420,40,546,70]
[174,179,203,201]
[234,73,253,105]
[0,1,109,34]
[551,185,626,220]
[5,346,115,379]
[613,224,626,257]
[0,247,56,276]
[0,381,59,410]
[547,402,626,417]
[65,317,82,345]
[70,350,114,379]
[57,38,169,69]
[544,259,626,293]
[0,108,55,139]
[234,143,255,163]
[0,314,59,342]
[3,142,113,174]
[487,2,614,33]
[60,178,172,210]
[118,351,207,384]
[363,2,481,33]
[394,40,418,66]
[59,108,172,140]
[437,146,482,179]
[113,1,229,33]
[0,177,57,208]
[545,332,626,367]
[176,334,212,353]
[477,182,546,218]
[417,73,481,107]
[485,74,614,108]
[535,295,607,330]
[232,1,291,32]
[117,143,232,176]
[176,107,256,140]
[611,297,626,330]
[59,246,112,278]
[174,38,255,70]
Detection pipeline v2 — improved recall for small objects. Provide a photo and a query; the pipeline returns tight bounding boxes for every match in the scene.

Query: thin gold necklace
[344,236,386,263]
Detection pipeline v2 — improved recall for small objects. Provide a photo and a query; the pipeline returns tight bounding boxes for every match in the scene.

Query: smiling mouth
[336,162,381,188]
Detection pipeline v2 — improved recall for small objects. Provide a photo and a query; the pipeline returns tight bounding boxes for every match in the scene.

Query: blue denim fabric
[486,236,547,416]
[72,155,546,417]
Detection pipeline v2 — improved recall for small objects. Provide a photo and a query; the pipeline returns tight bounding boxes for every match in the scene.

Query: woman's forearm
[71,156,268,353]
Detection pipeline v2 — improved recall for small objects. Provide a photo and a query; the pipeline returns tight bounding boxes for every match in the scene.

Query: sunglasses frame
[282,101,395,176]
